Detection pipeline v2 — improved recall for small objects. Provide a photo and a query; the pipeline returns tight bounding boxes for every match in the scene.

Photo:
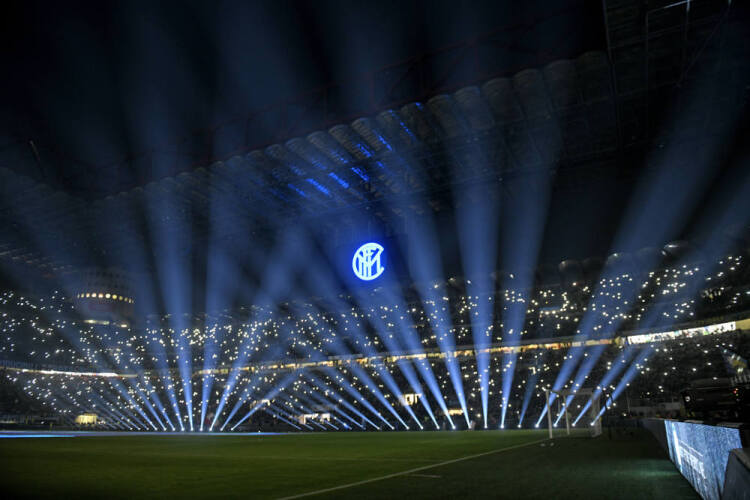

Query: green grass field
[0,429,696,499]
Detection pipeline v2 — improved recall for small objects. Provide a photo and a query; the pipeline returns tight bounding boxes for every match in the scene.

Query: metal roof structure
[0,0,746,276]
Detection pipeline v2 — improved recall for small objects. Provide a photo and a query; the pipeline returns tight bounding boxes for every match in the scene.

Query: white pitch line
[239,455,439,463]
[276,438,548,499]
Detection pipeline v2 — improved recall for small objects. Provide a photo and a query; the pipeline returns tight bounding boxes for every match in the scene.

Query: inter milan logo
[352,242,385,281]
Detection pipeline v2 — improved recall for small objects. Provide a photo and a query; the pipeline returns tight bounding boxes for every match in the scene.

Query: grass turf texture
[0,429,696,499]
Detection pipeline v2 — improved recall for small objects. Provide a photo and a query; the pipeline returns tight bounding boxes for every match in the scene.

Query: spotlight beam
[286,299,409,429]
[303,372,380,430]
[279,389,340,430]
[305,221,440,429]
[316,132,458,428]
[347,363,409,429]
[595,347,654,422]
[294,267,419,428]
[146,190,196,431]
[211,228,305,430]
[548,79,746,423]
[229,370,300,431]
[298,380,365,430]
[320,366,394,430]
[348,289,439,429]
[268,402,314,431]
[573,346,637,425]
[518,352,546,427]
[217,362,285,431]
[365,277,455,428]
[551,168,750,426]
[277,394,330,430]
[394,204,470,427]
[261,405,303,431]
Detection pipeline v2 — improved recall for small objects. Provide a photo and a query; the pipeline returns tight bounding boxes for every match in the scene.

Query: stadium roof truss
[0,0,743,273]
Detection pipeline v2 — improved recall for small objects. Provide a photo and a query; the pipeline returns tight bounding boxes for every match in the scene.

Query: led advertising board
[664,420,742,500]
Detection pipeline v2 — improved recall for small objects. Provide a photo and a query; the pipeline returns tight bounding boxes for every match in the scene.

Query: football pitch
[0,429,696,499]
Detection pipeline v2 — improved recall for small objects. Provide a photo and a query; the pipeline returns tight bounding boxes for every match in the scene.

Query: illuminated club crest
[352,242,385,281]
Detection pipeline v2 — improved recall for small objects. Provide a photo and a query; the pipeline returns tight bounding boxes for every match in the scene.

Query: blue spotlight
[498,171,554,430]
[211,230,303,431]
[535,344,587,428]
[268,402,314,431]
[303,372,381,430]
[228,370,301,431]
[286,298,411,430]
[595,347,654,422]
[365,290,446,429]
[553,344,609,427]
[297,222,439,430]
[518,353,546,427]
[146,192,196,432]
[321,367,395,429]
[454,178,500,429]
[279,390,339,430]
[400,210,471,427]
[301,384,365,430]
[573,346,637,425]
[343,292,439,429]
[262,405,304,431]
[347,364,408,429]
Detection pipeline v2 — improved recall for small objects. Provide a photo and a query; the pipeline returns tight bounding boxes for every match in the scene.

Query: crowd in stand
[1,329,747,431]
[0,251,749,431]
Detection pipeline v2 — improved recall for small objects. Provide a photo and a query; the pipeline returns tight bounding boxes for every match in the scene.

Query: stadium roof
[0,0,748,276]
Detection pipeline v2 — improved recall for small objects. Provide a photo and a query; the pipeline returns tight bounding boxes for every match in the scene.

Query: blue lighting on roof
[309,158,327,171]
[305,178,331,196]
[373,133,392,151]
[350,167,369,182]
[287,183,309,198]
[356,144,372,158]
[398,120,417,142]
[331,150,349,164]
[327,172,349,188]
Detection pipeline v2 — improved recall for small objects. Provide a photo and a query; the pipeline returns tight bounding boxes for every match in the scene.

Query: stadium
[1,1,749,498]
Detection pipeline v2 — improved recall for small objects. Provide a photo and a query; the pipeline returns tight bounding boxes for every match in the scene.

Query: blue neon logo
[352,242,385,281]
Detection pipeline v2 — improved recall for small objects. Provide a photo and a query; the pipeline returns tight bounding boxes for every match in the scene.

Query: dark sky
[0,0,605,194]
